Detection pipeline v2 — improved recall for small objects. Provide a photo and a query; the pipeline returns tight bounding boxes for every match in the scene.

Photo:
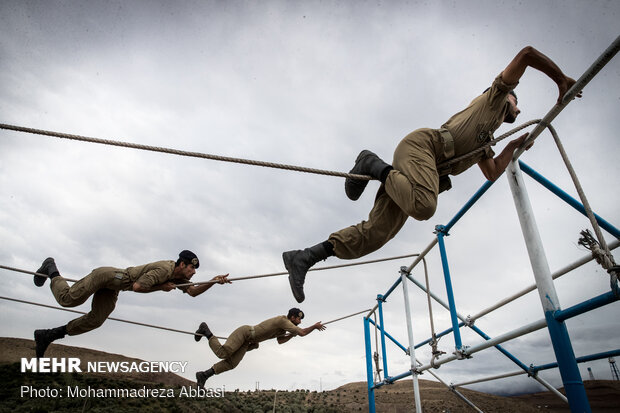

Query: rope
[0,253,420,288]
[2,119,539,183]
[548,125,610,250]
[0,295,226,340]
[545,123,618,296]
[578,230,619,297]
[0,123,372,181]
[323,308,372,325]
[174,253,421,287]
[436,119,541,172]
[0,265,79,283]
[0,294,369,339]
[420,256,445,367]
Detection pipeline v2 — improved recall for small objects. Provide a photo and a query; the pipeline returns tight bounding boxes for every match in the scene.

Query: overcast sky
[1,0,619,399]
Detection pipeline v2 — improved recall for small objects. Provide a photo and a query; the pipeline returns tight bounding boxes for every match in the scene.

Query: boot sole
[34,257,55,287]
[194,322,209,342]
[344,150,376,201]
[282,251,306,303]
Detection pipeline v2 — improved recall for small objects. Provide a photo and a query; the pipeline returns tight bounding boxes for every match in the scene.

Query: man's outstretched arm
[185,274,231,297]
[478,133,532,181]
[502,46,581,103]
[277,322,326,344]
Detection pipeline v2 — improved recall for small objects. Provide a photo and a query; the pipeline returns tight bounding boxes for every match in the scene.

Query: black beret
[288,308,304,319]
[179,250,199,268]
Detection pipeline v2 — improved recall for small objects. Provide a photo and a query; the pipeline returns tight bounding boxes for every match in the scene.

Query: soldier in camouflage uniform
[283,46,581,303]
[32,250,230,357]
[194,308,325,387]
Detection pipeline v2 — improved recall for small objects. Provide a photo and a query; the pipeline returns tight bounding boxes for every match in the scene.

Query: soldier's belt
[438,127,455,160]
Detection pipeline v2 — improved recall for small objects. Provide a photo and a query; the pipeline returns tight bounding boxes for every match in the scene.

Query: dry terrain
[2,337,619,412]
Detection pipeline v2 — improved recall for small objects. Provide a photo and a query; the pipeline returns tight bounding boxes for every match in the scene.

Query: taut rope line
[437,119,541,171]
[1,120,541,180]
[0,123,371,181]
[0,295,368,339]
[0,253,420,287]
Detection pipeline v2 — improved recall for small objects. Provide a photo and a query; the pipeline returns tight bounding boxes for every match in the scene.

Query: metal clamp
[454,346,472,360]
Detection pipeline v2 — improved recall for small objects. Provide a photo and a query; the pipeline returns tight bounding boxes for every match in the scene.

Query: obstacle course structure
[362,36,619,413]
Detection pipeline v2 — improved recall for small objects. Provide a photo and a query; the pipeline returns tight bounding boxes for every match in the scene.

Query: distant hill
[0,336,193,387]
[2,337,619,412]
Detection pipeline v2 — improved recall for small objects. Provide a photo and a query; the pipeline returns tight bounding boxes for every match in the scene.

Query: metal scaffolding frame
[362,36,619,413]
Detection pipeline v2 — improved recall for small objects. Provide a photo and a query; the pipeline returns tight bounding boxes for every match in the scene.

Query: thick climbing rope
[546,124,619,296]
[579,230,619,297]
[436,119,541,172]
[0,265,79,283]
[0,294,369,339]
[1,119,540,182]
[175,253,421,287]
[0,253,420,287]
[0,295,223,340]
[0,123,371,181]
[420,257,445,367]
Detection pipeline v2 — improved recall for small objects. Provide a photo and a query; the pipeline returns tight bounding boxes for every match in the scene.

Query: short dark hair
[288,308,304,319]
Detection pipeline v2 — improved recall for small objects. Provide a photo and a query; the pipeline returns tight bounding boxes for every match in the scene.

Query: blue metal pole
[377,295,389,380]
[385,370,413,383]
[368,318,408,353]
[415,322,466,349]
[444,180,495,233]
[554,291,618,322]
[436,227,463,351]
[519,161,620,239]
[544,311,591,411]
[469,325,530,371]
[533,349,620,373]
[382,277,403,306]
[363,317,376,413]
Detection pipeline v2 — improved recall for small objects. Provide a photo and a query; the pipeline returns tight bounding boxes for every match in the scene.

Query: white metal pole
[417,319,548,371]
[453,370,525,387]
[507,160,590,412]
[425,369,484,413]
[401,268,423,412]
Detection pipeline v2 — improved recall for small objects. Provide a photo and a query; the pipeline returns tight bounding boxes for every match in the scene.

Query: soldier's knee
[88,317,107,329]
[214,347,233,359]
[409,202,437,221]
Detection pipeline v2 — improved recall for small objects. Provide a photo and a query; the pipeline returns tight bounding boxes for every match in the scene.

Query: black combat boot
[196,368,215,388]
[34,325,67,358]
[345,150,393,201]
[282,242,331,303]
[194,322,213,342]
[34,257,60,287]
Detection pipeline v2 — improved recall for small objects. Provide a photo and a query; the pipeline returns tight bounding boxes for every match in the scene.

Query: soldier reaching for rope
[283,46,582,303]
[194,308,326,387]
[32,250,230,357]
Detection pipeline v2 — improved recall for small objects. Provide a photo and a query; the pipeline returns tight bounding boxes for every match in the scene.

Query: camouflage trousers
[208,325,255,374]
[330,128,440,259]
[51,267,124,335]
